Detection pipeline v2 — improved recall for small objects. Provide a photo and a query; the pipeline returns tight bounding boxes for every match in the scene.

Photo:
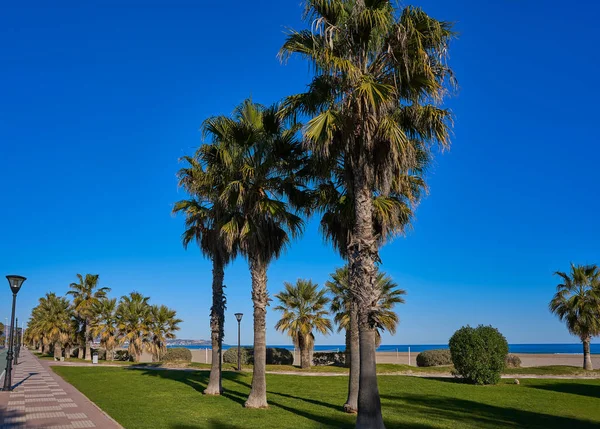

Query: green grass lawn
[52,366,600,429]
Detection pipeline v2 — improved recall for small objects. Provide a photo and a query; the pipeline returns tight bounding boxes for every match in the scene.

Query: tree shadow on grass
[129,367,249,406]
[526,382,600,400]
[381,393,599,428]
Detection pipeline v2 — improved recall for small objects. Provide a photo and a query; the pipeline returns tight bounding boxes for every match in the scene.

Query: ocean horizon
[168,343,600,355]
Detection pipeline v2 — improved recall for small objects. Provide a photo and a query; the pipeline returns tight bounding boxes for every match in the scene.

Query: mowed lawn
[52,366,600,429]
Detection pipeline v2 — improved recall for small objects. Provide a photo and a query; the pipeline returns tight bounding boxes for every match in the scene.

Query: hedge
[313,352,346,367]
[223,347,293,365]
[223,347,251,365]
[416,349,452,367]
[163,348,192,363]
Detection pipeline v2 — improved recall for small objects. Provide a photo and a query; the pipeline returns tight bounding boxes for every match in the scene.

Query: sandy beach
[187,349,600,368]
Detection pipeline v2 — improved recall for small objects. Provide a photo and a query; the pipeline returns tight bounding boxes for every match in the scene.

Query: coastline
[185,349,600,368]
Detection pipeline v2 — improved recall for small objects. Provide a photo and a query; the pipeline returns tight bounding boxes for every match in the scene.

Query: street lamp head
[6,275,26,294]
[234,313,243,322]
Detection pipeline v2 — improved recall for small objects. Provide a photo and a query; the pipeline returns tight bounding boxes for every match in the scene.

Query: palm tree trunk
[351,166,385,429]
[54,342,62,359]
[344,300,360,414]
[85,320,92,360]
[205,258,226,395]
[299,334,311,369]
[245,258,269,409]
[78,327,85,359]
[583,337,593,370]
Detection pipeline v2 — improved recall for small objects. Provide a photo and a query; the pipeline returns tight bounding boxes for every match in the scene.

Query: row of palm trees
[173,2,455,426]
[274,267,405,371]
[550,263,600,370]
[25,274,181,363]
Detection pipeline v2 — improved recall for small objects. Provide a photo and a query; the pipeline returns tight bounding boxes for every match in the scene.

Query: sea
[169,343,600,355]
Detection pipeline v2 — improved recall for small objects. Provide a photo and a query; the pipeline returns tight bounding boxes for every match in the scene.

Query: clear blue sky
[2,0,599,346]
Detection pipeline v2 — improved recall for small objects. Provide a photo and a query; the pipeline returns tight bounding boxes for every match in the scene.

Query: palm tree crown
[148,304,182,361]
[274,279,332,350]
[116,291,151,362]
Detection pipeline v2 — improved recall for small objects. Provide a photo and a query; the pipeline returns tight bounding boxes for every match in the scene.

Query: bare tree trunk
[583,337,593,370]
[350,167,385,429]
[245,258,269,409]
[64,345,71,360]
[38,342,43,353]
[85,320,92,360]
[78,328,85,359]
[205,259,226,395]
[344,300,360,414]
[299,334,311,369]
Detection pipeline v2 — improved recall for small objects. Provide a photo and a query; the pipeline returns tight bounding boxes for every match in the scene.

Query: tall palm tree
[147,305,182,362]
[91,298,120,361]
[274,279,332,368]
[173,146,237,395]
[550,264,600,370]
[216,99,309,408]
[67,274,110,360]
[116,292,151,362]
[281,2,455,426]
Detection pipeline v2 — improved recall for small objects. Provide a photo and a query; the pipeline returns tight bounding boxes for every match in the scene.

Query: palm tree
[91,298,120,361]
[147,305,182,362]
[216,99,308,408]
[67,274,110,360]
[274,279,332,369]
[116,292,151,362]
[281,2,455,426]
[173,147,237,395]
[32,293,72,359]
[550,264,600,370]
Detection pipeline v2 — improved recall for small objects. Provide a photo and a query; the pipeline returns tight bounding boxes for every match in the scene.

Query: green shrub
[223,347,251,365]
[449,325,509,385]
[266,348,294,365]
[416,349,452,367]
[163,348,192,363]
[313,352,346,367]
[114,350,133,362]
[505,353,521,368]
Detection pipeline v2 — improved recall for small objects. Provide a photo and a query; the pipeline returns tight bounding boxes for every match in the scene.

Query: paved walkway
[0,349,121,429]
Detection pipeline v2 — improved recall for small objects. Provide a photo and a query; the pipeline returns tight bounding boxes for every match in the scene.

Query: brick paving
[0,349,122,429]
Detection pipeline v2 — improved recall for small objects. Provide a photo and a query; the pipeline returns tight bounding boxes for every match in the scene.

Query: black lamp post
[13,317,19,365]
[2,275,26,391]
[234,313,243,371]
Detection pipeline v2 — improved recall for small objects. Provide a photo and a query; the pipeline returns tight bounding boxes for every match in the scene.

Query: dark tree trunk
[344,300,360,414]
[583,337,593,370]
[350,167,385,429]
[78,328,85,359]
[205,258,226,395]
[245,258,269,409]
[299,334,311,369]
[85,320,92,360]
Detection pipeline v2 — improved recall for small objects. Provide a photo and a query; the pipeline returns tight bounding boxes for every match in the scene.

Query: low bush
[223,347,251,365]
[416,349,452,367]
[313,352,346,367]
[505,354,522,368]
[163,348,192,363]
[266,347,294,365]
[449,325,509,385]
[114,350,133,362]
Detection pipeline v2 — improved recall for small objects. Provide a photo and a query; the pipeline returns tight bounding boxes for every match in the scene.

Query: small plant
[223,347,250,365]
[449,325,508,385]
[162,348,192,363]
[313,352,346,367]
[266,347,294,365]
[505,354,522,368]
[416,349,452,367]
[113,350,133,362]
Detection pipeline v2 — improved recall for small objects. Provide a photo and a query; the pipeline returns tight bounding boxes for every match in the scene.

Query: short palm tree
[67,274,110,360]
[550,264,600,370]
[116,292,151,362]
[274,279,332,369]
[32,293,72,359]
[147,304,182,362]
[281,2,455,426]
[217,99,308,408]
[91,298,120,361]
[173,140,238,395]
